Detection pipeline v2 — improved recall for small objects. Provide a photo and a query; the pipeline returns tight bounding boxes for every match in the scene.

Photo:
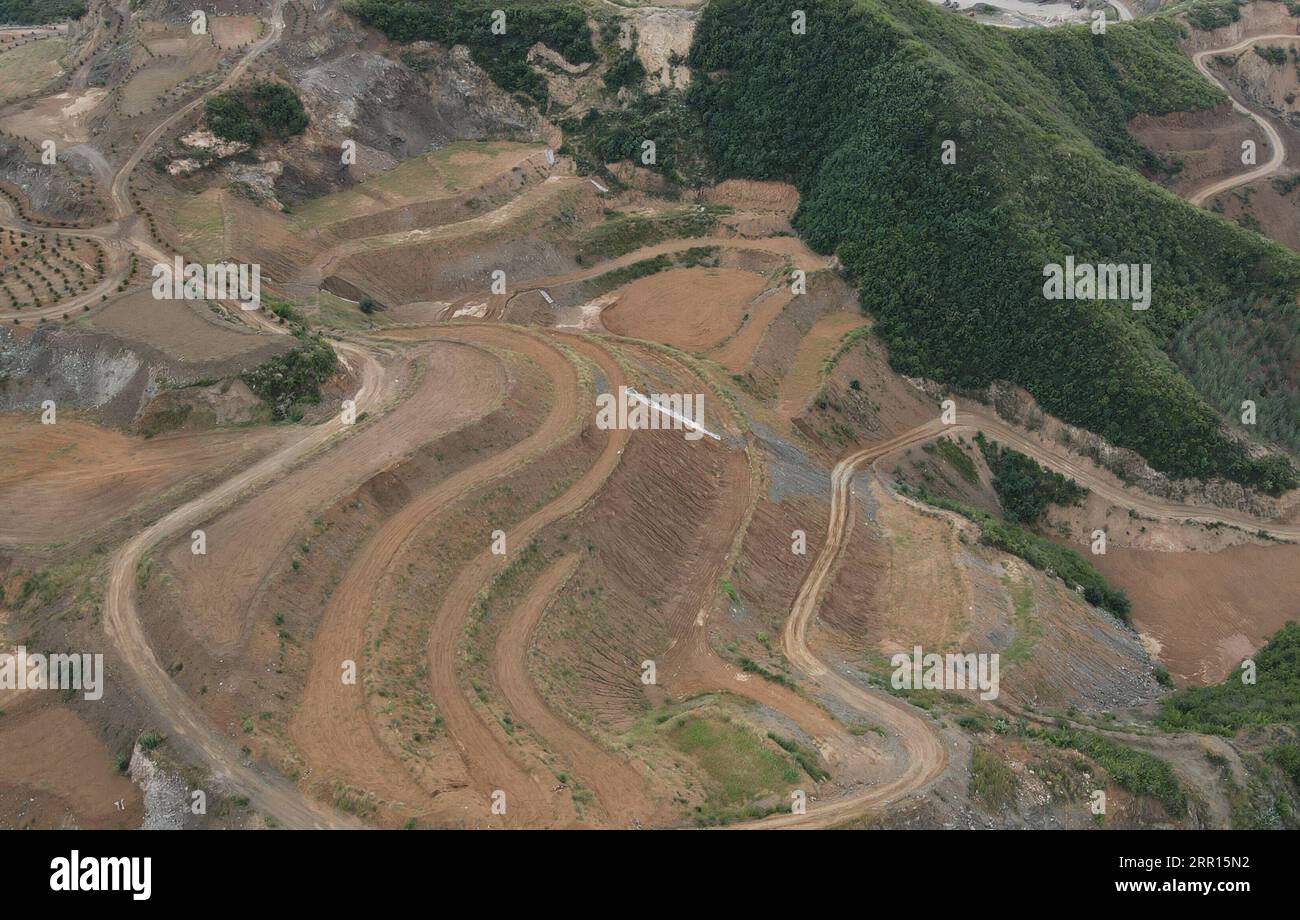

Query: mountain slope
[688,0,1299,492]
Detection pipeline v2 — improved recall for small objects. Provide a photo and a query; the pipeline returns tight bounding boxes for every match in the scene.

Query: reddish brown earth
[1093,542,1300,686]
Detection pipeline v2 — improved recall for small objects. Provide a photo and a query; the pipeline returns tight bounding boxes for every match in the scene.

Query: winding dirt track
[103,341,380,829]
[755,422,951,828]
[288,325,606,821]
[33,0,1300,829]
[492,554,657,826]
[420,332,634,827]
[1189,34,1293,206]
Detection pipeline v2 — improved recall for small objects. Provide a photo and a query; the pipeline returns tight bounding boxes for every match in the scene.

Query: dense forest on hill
[0,0,84,23]
[345,0,596,103]
[688,0,1300,492]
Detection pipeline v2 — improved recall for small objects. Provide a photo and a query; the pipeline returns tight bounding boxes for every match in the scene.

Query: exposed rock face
[259,3,552,202]
[0,137,104,224]
[0,324,284,430]
[297,45,544,161]
[0,325,150,424]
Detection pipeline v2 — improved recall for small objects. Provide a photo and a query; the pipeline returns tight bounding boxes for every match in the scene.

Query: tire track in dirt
[491,554,657,827]
[287,325,592,820]
[752,422,951,828]
[1189,34,1292,206]
[421,331,632,827]
[103,340,381,830]
[746,398,1299,827]
[954,410,1300,538]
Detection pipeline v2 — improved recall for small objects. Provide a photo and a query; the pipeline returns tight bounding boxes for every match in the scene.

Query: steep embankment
[688,0,1300,494]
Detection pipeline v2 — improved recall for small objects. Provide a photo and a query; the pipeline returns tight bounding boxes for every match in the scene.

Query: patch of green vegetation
[908,486,1131,619]
[1002,575,1041,665]
[575,206,725,263]
[346,0,597,104]
[239,333,338,420]
[205,81,309,145]
[264,295,305,327]
[933,435,978,484]
[137,731,165,751]
[1179,0,1243,32]
[1255,45,1288,66]
[977,434,1087,524]
[16,569,58,608]
[969,746,1018,811]
[0,0,85,23]
[666,713,800,824]
[689,0,1299,494]
[736,656,793,688]
[1159,622,1300,735]
[1273,174,1300,196]
[767,732,830,782]
[604,47,646,93]
[1035,726,1187,816]
[561,90,708,183]
[1270,743,1300,786]
[583,253,672,295]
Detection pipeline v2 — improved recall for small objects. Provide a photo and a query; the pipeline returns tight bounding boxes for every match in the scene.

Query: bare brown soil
[1130,102,1268,195]
[0,701,141,829]
[1093,542,1300,685]
[8,2,1296,831]
[90,290,282,363]
[0,415,289,545]
[602,267,768,349]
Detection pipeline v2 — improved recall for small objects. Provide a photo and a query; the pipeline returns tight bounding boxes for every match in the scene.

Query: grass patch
[667,712,800,825]
[574,206,726,263]
[1034,726,1187,817]
[0,37,65,103]
[970,746,1018,811]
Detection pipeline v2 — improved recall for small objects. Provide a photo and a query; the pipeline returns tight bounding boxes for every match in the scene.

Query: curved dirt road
[103,340,380,829]
[288,325,600,821]
[754,422,951,828]
[1189,34,1293,206]
[750,395,1300,827]
[421,332,634,827]
[492,554,658,826]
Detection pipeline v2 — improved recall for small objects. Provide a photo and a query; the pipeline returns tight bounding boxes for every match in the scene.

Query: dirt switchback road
[1190,34,1292,206]
[751,398,1300,828]
[752,422,951,829]
[103,341,380,830]
[422,332,634,827]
